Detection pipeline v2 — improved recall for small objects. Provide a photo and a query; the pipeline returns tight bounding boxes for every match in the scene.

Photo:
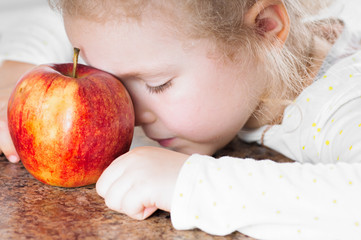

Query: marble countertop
[0,131,291,240]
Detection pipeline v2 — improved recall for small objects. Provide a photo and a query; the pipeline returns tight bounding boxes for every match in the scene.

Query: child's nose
[128,88,157,126]
[134,107,156,126]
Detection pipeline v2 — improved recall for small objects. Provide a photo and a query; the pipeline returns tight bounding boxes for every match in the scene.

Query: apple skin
[7,63,135,187]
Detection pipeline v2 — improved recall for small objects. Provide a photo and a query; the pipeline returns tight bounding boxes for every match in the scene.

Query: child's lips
[152,138,175,147]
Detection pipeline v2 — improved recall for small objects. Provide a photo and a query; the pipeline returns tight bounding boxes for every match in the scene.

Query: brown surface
[0,138,291,240]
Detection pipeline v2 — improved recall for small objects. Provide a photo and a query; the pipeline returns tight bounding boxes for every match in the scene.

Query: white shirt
[0,0,72,65]
[171,27,361,240]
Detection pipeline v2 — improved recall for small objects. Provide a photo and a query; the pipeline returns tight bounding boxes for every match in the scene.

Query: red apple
[7,48,134,187]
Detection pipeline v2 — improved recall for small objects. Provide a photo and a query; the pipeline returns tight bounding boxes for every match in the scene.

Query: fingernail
[8,155,19,163]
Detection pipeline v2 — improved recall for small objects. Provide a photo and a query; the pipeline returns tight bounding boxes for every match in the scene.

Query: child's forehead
[60,0,255,64]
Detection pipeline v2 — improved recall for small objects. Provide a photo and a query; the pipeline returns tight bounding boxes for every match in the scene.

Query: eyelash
[146,80,173,94]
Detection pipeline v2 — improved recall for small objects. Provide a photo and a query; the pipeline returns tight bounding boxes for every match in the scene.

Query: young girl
[33,0,361,239]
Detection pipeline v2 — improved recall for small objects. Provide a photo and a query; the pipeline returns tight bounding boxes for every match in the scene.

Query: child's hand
[0,95,18,163]
[96,146,189,220]
[0,61,35,163]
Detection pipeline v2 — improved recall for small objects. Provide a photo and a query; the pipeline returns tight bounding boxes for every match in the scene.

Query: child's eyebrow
[117,64,177,80]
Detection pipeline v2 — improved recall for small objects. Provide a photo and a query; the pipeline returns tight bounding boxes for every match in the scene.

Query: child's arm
[0,61,36,162]
[97,144,361,240]
[171,154,361,239]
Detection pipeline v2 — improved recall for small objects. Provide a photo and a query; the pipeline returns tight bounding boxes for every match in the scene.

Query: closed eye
[146,80,173,94]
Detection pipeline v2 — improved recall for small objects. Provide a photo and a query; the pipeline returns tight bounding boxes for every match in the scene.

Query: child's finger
[0,120,19,163]
[102,171,158,220]
[96,156,126,197]
[120,183,158,220]
[103,174,131,213]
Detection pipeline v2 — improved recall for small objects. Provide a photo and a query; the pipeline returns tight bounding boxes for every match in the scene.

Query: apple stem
[72,47,80,78]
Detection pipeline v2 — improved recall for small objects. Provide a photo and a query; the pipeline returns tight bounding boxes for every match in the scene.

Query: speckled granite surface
[0,136,291,240]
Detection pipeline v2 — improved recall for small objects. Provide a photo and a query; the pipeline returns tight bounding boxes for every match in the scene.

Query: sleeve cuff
[170,154,209,230]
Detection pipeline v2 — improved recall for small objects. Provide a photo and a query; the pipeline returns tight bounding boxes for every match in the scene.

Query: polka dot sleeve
[171,154,361,240]
[313,96,361,164]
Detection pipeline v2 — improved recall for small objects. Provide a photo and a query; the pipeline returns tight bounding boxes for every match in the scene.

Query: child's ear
[244,0,290,45]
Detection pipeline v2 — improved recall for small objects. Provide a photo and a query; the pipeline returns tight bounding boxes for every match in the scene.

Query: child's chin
[176,145,218,156]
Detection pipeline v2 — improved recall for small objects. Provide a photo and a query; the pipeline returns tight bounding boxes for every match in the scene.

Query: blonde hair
[49,0,334,123]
